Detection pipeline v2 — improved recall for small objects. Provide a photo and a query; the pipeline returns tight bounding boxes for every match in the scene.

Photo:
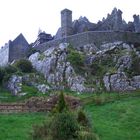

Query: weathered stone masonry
[0,33,29,66]
[34,31,140,52]
[1,8,140,66]
[0,43,9,66]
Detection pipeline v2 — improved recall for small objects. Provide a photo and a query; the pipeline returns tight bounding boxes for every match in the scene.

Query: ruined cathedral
[1,8,140,66]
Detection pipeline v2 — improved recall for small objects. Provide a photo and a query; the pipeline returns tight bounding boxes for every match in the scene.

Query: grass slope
[85,97,140,140]
[0,113,47,140]
[0,94,140,140]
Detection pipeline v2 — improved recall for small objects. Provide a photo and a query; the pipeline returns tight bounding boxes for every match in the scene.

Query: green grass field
[85,97,140,140]
[0,92,140,140]
[0,113,47,140]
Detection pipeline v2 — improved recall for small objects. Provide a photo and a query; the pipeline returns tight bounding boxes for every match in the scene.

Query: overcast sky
[0,0,140,46]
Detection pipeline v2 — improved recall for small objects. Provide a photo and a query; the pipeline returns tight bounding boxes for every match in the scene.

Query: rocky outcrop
[29,43,94,93]
[36,84,50,94]
[101,42,140,92]
[116,55,132,72]
[103,72,136,92]
[29,41,140,93]
[131,76,140,89]
[8,75,22,95]
[103,73,140,92]
[7,74,50,95]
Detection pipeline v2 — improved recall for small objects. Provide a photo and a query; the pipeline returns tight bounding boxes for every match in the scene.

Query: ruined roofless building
[0,33,29,66]
[61,9,73,37]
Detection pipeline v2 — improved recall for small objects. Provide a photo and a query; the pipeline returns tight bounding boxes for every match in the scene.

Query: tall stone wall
[34,31,140,52]
[0,45,9,67]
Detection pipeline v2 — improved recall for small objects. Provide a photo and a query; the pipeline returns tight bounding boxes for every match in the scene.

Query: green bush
[77,110,89,127]
[0,67,5,84]
[78,131,97,140]
[31,92,96,140]
[14,59,33,73]
[0,65,18,84]
[32,123,49,140]
[55,91,68,113]
[4,65,17,74]
[51,112,79,140]
[67,47,85,74]
[32,112,79,140]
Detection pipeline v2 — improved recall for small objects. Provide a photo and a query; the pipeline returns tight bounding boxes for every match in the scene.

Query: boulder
[131,76,140,88]
[8,75,22,95]
[116,55,132,72]
[37,84,50,94]
[103,72,136,92]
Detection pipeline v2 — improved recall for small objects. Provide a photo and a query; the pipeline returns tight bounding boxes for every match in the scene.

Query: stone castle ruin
[0,34,29,66]
[1,8,140,66]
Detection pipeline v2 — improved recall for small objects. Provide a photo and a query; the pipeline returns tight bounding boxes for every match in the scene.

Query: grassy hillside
[85,97,140,140]
[0,94,140,140]
[0,113,47,140]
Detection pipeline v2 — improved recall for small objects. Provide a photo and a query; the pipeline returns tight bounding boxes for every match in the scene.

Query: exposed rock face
[83,44,99,54]
[36,84,50,94]
[8,75,22,95]
[131,76,140,89]
[103,73,136,92]
[7,74,50,95]
[116,55,132,72]
[29,43,94,93]
[101,42,140,92]
[29,41,140,93]
[103,73,140,92]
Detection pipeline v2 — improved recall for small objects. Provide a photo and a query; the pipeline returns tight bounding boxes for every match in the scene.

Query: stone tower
[112,8,123,31]
[133,15,140,32]
[61,9,73,37]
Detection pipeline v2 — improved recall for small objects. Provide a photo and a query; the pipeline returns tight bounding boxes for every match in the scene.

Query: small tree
[31,92,97,140]
[55,91,68,113]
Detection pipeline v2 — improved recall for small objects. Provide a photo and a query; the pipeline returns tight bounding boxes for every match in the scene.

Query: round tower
[61,9,73,37]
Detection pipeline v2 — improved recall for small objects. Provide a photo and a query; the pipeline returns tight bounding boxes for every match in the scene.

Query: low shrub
[77,110,89,127]
[67,46,85,75]
[14,59,33,73]
[0,65,18,84]
[78,131,97,140]
[51,112,79,140]
[0,67,5,84]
